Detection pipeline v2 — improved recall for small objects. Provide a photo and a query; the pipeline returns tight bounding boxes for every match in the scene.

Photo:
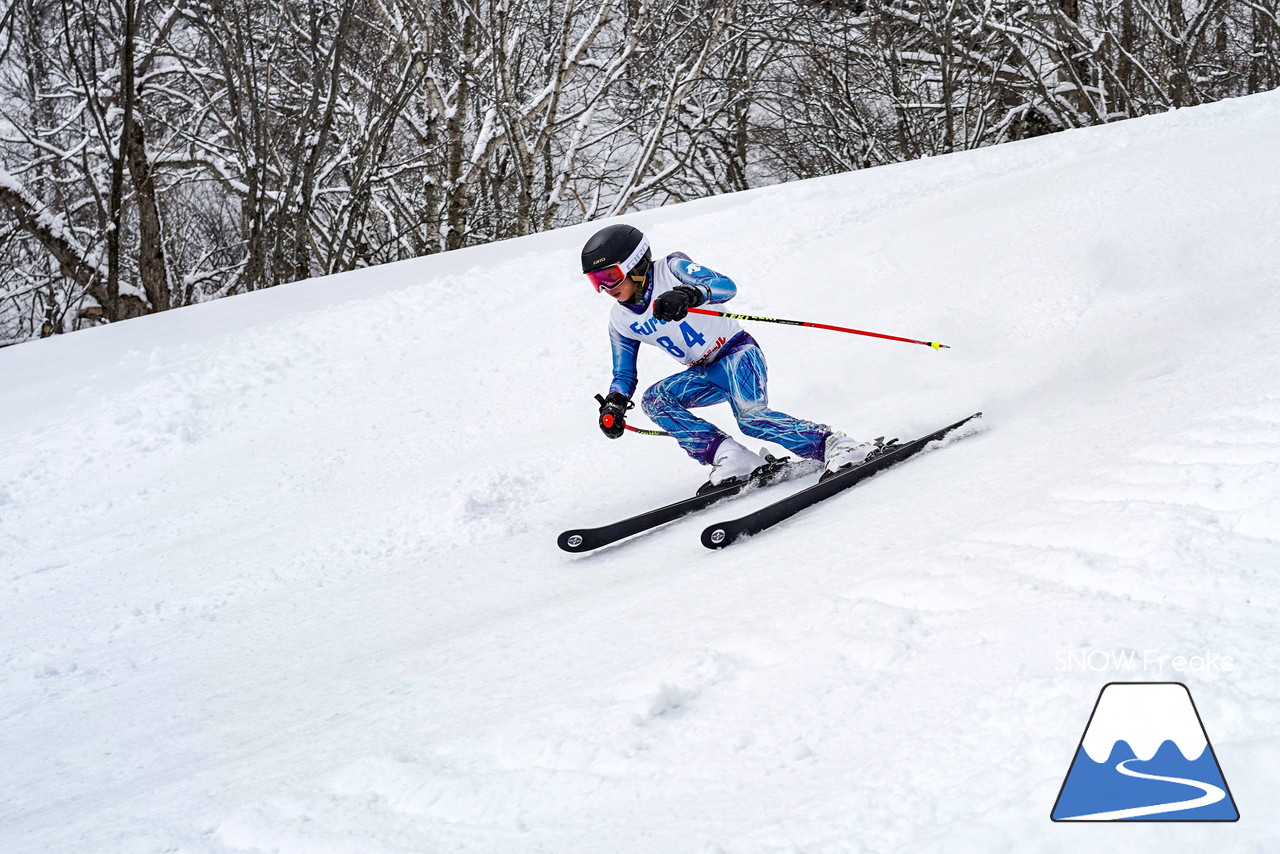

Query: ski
[558,455,823,553]
[701,412,983,550]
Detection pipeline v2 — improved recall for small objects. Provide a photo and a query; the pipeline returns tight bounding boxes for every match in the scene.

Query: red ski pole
[686,307,949,350]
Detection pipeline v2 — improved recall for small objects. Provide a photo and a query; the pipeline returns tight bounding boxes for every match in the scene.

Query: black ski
[701,412,983,549]
[558,456,822,553]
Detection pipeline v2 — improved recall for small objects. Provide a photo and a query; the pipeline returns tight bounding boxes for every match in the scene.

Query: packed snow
[4,90,1280,852]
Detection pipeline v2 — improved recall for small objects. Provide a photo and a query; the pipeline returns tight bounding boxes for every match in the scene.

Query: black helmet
[581,223,651,275]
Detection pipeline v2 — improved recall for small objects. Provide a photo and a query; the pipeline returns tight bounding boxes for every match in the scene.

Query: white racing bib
[609,253,742,366]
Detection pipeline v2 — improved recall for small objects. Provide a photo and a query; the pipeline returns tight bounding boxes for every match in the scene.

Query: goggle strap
[618,236,650,273]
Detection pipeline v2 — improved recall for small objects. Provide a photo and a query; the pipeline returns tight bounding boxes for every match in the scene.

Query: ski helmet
[581,223,651,292]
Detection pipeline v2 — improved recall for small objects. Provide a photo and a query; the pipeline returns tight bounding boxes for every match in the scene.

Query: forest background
[1,0,1277,345]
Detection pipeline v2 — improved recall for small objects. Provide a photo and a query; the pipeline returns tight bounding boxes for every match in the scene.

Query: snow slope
[4,90,1280,852]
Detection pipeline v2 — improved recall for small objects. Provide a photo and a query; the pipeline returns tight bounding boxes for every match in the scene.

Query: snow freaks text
[1055,650,1236,674]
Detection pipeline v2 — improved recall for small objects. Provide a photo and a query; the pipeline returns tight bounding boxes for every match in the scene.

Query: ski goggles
[586,264,629,292]
[585,235,650,292]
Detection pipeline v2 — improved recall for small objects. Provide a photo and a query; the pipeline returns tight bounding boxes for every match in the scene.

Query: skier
[583,223,875,491]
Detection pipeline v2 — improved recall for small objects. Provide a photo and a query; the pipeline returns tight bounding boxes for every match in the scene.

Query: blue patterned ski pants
[641,338,830,465]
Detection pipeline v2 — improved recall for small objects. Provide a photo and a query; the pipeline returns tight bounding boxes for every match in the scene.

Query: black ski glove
[595,392,633,439]
[652,285,702,322]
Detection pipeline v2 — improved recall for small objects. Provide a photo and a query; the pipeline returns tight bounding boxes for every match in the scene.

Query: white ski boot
[708,438,767,487]
[823,431,875,476]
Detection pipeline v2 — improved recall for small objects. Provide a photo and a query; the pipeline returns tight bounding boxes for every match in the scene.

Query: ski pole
[625,424,671,437]
[686,307,949,350]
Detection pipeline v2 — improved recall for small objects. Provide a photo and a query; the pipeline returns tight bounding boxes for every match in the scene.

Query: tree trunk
[444,4,475,252]
[125,119,170,312]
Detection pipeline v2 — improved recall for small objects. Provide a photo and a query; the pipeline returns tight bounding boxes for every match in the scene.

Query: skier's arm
[608,326,640,399]
[653,257,737,321]
[598,328,640,439]
[669,258,736,305]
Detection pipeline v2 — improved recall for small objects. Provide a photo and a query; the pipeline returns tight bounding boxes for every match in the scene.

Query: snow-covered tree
[1,0,1276,346]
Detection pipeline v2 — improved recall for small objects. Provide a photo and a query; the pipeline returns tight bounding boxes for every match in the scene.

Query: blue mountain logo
[1051,682,1239,821]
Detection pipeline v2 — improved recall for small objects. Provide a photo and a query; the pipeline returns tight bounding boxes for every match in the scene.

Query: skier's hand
[652,285,701,322]
[595,392,632,439]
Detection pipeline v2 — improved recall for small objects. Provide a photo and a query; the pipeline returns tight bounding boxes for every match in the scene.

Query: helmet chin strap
[625,262,652,305]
